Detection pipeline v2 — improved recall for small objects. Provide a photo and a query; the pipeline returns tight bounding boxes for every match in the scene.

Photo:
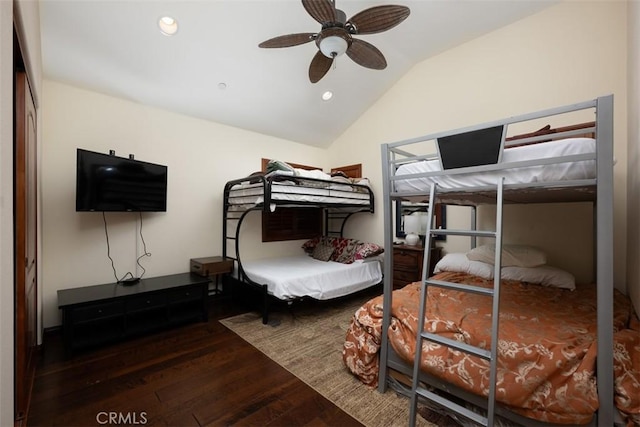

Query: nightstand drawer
[394,249,422,270]
[394,270,421,283]
[393,279,411,289]
[190,256,233,277]
[392,245,425,289]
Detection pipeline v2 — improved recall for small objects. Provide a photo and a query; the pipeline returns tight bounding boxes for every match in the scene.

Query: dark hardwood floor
[28,291,363,427]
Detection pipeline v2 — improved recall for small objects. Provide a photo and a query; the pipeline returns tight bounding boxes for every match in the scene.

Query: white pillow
[295,168,331,180]
[433,253,494,280]
[434,253,575,290]
[466,244,546,268]
[501,265,576,290]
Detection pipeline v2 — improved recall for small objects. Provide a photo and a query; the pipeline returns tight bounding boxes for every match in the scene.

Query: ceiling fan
[259,0,410,83]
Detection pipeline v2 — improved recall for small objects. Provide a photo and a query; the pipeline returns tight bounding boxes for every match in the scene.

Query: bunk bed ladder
[409,178,505,427]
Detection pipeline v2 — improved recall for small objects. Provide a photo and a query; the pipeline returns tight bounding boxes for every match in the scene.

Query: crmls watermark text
[96,411,148,425]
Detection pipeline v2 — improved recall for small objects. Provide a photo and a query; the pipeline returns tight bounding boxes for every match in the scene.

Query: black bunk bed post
[261,284,270,325]
[222,179,244,301]
[595,94,615,426]
[378,143,395,393]
[222,176,269,318]
[222,182,231,260]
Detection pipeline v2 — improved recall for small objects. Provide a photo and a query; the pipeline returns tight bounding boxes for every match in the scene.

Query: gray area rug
[219,295,440,427]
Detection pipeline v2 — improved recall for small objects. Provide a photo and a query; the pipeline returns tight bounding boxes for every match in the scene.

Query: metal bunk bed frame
[222,173,375,324]
[378,95,614,426]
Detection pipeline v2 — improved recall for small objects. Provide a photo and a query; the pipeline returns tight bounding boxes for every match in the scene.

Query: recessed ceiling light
[322,91,333,101]
[218,83,227,90]
[158,16,178,36]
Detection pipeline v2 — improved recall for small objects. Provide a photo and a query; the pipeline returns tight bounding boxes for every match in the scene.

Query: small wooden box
[190,256,233,277]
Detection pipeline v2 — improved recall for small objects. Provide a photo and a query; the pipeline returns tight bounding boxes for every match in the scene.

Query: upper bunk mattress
[228,181,372,207]
[394,137,596,192]
[239,255,382,300]
[227,168,373,208]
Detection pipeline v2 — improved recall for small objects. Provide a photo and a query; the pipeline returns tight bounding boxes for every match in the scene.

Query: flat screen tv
[76,149,168,212]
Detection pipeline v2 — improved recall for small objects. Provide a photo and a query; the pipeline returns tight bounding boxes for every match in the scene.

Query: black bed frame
[222,172,375,324]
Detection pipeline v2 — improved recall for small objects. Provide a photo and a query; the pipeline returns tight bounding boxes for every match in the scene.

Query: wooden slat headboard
[506,121,595,148]
[331,163,362,179]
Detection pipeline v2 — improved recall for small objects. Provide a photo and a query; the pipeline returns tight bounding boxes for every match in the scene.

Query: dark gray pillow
[311,242,334,262]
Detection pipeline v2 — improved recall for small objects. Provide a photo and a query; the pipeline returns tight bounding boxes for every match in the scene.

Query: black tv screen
[76,149,168,212]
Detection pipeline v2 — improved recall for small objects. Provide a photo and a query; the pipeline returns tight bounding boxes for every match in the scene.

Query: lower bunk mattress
[342,271,640,425]
[240,255,382,300]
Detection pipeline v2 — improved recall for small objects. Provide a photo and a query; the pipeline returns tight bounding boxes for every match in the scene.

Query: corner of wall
[0,2,15,425]
[627,0,640,315]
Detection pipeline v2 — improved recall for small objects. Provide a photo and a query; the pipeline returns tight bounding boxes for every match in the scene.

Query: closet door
[15,70,38,423]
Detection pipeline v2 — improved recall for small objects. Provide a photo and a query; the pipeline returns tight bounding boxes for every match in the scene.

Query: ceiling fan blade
[259,33,316,48]
[346,5,410,35]
[309,50,333,83]
[346,38,387,70]
[302,0,336,25]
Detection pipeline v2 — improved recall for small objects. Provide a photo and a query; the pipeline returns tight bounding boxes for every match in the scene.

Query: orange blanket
[343,272,640,425]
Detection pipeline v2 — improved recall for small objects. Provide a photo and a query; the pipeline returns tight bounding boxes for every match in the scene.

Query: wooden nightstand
[392,245,442,289]
[190,256,234,295]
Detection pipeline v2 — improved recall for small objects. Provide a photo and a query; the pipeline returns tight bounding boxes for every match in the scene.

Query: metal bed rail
[378,94,615,426]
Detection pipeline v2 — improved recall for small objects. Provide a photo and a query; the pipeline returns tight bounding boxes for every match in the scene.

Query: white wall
[627,0,639,314]
[41,81,330,328]
[328,1,628,290]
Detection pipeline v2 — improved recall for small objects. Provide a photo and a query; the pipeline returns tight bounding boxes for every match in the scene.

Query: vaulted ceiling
[40,0,556,148]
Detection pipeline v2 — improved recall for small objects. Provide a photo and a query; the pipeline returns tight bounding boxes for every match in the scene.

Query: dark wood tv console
[57,273,211,357]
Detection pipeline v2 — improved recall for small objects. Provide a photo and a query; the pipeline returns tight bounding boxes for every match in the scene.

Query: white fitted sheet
[395,137,596,192]
[239,255,382,300]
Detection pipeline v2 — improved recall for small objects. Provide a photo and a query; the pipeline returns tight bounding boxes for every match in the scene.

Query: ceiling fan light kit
[259,0,410,83]
[319,35,349,58]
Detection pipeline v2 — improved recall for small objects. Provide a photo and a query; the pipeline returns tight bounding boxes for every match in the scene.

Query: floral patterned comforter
[342,271,640,425]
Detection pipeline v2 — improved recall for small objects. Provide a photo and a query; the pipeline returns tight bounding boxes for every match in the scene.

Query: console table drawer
[73,301,124,322]
[127,293,166,312]
[168,285,203,303]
